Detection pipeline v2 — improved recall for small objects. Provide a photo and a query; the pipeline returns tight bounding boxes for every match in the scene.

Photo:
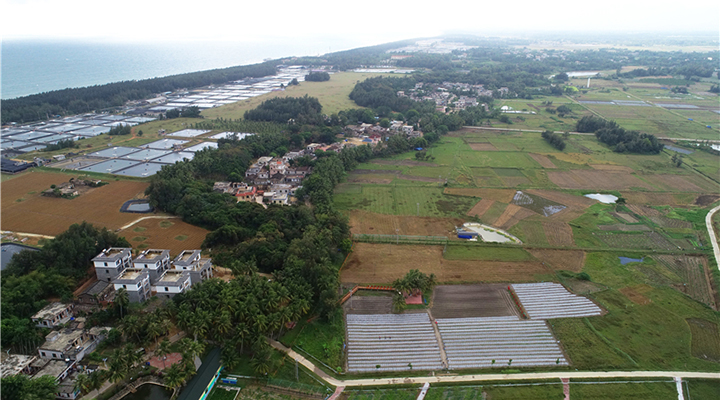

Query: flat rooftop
[116,269,144,281]
[33,359,72,379]
[177,250,200,262]
[136,249,168,261]
[32,302,71,320]
[158,271,188,283]
[41,329,86,352]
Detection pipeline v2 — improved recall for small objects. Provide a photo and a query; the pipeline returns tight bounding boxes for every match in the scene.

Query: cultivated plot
[346,313,444,373]
[437,316,568,369]
[511,282,603,319]
[431,284,520,319]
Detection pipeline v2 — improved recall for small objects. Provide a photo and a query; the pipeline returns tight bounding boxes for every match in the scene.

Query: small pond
[462,223,517,243]
[664,145,693,155]
[120,383,172,400]
[584,193,618,204]
[126,202,153,212]
[619,257,644,265]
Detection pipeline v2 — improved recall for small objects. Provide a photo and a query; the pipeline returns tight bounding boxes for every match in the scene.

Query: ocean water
[1,37,365,100]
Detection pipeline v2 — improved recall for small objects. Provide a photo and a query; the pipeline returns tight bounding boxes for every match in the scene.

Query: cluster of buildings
[344,121,423,142]
[214,151,317,206]
[398,82,503,112]
[2,305,110,399]
[92,247,213,302]
[1,247,215,399]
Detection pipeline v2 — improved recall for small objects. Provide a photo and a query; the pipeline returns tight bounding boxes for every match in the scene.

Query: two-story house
[32,303,74,328]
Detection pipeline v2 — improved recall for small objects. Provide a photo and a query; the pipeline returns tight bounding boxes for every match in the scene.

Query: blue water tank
[458,234,473,239]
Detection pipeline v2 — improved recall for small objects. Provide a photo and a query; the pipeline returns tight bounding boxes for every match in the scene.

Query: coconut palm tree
[73,373,90,395]
[163,364,185,390]
[221,344,241,371]
[115,288,129,319]
[156,339,172,369]
[214,310,232,338]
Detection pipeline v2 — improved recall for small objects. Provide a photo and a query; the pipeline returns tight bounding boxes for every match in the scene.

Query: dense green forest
[305,71,330,82]
[243,96,324,125]
[576,115,664,154]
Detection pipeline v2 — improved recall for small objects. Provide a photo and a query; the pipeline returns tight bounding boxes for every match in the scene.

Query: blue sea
[1,37,368,100]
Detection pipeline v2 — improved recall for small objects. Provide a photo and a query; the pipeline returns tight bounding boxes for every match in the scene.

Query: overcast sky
[2,0,718,43]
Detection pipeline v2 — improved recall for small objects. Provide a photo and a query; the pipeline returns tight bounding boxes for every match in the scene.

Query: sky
[2,0,719,44]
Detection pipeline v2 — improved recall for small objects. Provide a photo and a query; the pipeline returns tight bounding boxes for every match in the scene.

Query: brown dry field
[626,204,664,217]
[547,170,653,190]
[644,174,718,193]
[527,249,586,272]
[589,164,634,173]
[468,143,498,151]
[340,243,550,284]
[443,188,515,202]
[467,199,495,218]
[118,219,209,255]
[543,221,575,246]
[431,284,520,319]
[347,210,463,236]
[494,204,536,230]
[620,286,652,305]
[2,172,149,235]
[528,153,556,169]
[621,192,680,206]
[695,195,720,206]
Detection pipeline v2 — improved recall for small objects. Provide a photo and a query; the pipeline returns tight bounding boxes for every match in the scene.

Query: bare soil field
[686,318,720,362]
[564,278,606,295]
[547,170,654,190]
[431,284,520,319]
[626,205,663,217]
[621,192,681,206]
[396,174,441,182]
[341,243,550,284]
[542,222,575,246]
[443,188,515,203]
[528,153,556,169]
[466,199,495,218]
[527,249,585,272]
[494,204,536,230]
[346,172,396,185]
[468,143,498,151]
[347,210,463,236]
[695,194,720,206]
[589,164,634,173]
[649,216,692,229]
[118,218,209,255]
[620,286,652,305]
[2,172,149,235]
[343,292,393,315]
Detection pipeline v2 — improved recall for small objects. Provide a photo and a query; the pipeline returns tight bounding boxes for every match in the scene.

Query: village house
[92,248,132,282]
[1,353,38,378]
[31,358,81,399]
[32,303,74,328]
[112,269,151,303]
[172,250,213,286]
[133,249,171,283]
[37,327,108,361]
[77,280,113,309]
[151,270,192,299]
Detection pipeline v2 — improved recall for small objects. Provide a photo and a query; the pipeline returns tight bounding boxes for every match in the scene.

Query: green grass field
[201,72,391,120]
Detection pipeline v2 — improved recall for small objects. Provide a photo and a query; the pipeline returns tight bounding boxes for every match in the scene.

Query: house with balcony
[37,327,108,362]
[172,250,213,286]
[92,248,132,282]
[32,303,74,328]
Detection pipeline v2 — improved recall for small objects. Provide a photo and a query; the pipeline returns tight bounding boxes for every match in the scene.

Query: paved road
[462,126,720,143]
[269,340,720,388]
[706,204,720,271]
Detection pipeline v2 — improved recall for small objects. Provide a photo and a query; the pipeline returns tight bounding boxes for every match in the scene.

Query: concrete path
[426,310,448,369]
[705,204,720,271]
[561,378,570,400]
[269,339,720,388]
[674,377,684,400]
[327,386,345,400]
[118,215,179,230]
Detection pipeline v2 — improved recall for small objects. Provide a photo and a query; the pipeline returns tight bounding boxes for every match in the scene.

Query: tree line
[304,72,330,82]
[244,95,324,125]
[2,62,276,124]
[541,130,566,151]
[576,116,663,154]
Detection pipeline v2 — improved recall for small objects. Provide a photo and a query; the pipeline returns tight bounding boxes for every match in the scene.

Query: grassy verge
[280,310,345,373]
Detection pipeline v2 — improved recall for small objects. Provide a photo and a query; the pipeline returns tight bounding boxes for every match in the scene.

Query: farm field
[430,284,520,319]
[1,170,151,235]
[340,243,553,284]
